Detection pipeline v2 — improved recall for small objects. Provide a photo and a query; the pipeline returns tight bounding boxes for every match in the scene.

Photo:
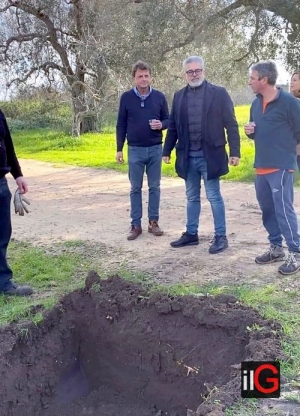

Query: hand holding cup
[149,119,162,130]
[244,121,256,135]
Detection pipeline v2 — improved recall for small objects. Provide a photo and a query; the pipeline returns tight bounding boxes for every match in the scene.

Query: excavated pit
[0,274,284,416]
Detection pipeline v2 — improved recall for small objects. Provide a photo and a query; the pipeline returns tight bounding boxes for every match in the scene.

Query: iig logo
[241,361,280,398]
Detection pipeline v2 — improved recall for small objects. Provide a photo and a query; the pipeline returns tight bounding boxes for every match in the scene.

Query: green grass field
[12,105,300,185]
[12,105,261,182]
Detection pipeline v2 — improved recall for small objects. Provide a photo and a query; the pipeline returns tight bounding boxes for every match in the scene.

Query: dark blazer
[163,81,241,180]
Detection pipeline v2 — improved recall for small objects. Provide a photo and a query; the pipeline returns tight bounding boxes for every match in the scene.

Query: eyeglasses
[185,69,203,76]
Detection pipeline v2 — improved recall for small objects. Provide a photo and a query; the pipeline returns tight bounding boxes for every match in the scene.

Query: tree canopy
[0,0,299,134]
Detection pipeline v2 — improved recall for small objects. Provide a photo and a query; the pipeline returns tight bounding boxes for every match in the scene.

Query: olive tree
[0,0,299,135]
[0,0,134,135]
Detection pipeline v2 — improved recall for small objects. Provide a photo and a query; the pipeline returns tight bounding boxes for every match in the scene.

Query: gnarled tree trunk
[70,71,97,136]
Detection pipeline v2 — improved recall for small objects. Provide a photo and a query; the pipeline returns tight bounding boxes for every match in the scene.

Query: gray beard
[188,79,204,88]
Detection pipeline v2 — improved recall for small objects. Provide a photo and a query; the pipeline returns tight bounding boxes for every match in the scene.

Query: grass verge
[0,240,87,325]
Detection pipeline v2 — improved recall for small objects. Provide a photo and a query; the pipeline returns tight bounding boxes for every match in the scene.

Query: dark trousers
[128,144,162,227]
[255,170,300,252]
[0,177,13,292]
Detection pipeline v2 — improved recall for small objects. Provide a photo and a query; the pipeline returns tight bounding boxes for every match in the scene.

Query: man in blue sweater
[116,61,169,240]
[245,60,300,275]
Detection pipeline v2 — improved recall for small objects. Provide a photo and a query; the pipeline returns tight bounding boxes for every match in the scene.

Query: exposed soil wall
[0,274,283,416]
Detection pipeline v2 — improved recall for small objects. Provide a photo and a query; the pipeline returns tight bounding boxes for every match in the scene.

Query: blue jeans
[255,170,300,252]
[0,177,13,292]
[128,144,162,227]
[185,156,226,235]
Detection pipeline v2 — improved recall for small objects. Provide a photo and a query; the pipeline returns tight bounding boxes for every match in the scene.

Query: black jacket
[0,110,22,179]
[163,81,241,180]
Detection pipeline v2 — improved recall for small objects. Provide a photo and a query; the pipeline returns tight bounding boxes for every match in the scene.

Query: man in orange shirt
[245,60,300,275]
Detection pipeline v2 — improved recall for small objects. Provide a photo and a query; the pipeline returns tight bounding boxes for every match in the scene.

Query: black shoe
[3,284,33,296]
[170,232,199,248]
[209,235,228,254]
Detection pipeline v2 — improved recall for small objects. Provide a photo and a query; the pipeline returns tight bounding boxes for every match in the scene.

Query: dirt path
[9,159,300,287]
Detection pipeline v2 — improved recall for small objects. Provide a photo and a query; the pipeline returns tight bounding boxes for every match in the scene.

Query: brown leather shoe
[127,225,142,240]
[148,220,163,236]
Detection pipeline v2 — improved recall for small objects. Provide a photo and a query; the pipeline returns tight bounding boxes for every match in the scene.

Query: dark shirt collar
[256,87,281,100]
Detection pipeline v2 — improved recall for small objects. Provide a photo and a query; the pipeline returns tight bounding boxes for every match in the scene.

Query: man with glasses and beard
[163,55,240,253]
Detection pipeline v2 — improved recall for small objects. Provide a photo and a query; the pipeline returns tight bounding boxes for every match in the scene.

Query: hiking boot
[148,220,163,236]
[127,225,142,241]
[170,232,199,248]
[209,235,228,254]
[4,284,33,296]
[278,252,300,275]
[255,244,285,264]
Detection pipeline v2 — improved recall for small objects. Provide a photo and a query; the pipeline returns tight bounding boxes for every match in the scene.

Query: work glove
[14,189,30,216]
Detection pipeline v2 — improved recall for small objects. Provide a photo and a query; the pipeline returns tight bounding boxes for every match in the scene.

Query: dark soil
[0,274,284,416]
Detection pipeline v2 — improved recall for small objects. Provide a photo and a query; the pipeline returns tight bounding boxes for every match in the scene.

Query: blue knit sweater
[247,89,300,169]
[116,88,169,151]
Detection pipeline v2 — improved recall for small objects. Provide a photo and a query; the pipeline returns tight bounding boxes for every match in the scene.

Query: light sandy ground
[8,159,300,287]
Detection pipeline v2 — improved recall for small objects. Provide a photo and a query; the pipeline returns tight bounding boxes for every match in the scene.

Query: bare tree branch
[233,8,262,63]
[0,3,14,13]
[3,32,44,55]
[7,61,66,87]
[71,80,101,101]
[174,2,197,23]
[8,1,75,78]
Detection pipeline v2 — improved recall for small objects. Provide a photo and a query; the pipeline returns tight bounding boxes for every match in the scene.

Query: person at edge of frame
[290,69,300,170]
[0,109,33,296]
